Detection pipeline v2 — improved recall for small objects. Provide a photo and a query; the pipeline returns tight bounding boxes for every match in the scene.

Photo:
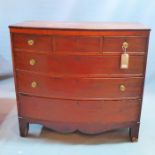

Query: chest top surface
[9,21,150,30]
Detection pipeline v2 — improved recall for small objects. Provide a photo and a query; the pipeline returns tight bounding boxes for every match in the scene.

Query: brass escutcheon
[122,41,129,50]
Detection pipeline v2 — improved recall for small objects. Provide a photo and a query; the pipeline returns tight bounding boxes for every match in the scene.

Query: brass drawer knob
[120,84,126,92]
[31,81,37,88]
[28,39,34,46]
[29,59,36,66]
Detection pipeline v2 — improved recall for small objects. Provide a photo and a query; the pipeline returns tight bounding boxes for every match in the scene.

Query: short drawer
[53,35,102,53]
[16,70,143,100]
[19,94,140,124]
[103,36,147,53]
[14,52,145,77]
[13,34,52,52]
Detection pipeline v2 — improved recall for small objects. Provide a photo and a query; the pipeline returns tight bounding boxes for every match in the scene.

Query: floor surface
[0,78,155,155]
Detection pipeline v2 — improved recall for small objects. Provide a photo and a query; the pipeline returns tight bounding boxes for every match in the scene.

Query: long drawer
[18,94,140,124]
[14,52,145,77]
[16,70,143,100]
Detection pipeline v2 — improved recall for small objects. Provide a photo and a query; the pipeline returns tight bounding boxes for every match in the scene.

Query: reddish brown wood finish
[13,34,52,52]
[9,22,150,142]
[19,95,140,125]
[53,35,102,53]
[13,34,147,54]
[14,51,146,77]
[16,70,143,100]
[103,36,147,53]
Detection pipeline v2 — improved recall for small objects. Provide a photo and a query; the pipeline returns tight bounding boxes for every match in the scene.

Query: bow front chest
[9,22,150,142]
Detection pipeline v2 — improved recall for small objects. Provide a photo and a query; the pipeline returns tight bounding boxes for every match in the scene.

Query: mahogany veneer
[9,22,150,142]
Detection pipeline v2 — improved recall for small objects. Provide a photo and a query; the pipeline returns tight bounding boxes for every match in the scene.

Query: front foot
[129,123,140,142]
[19,118,29,137]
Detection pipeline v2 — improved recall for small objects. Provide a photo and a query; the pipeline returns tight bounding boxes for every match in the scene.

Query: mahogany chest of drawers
[9,22,150,142]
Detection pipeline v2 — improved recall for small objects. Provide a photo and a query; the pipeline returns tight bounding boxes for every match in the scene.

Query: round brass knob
[120,84,126,92]
[29,59,36,66]
[31,81,37,88]
[27,39,34,46]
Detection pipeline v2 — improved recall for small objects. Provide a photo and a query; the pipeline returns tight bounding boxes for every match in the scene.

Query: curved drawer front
[16,71,143,100]
[14,52,145,77]
[13,34,52,52]
[19,94,140,124]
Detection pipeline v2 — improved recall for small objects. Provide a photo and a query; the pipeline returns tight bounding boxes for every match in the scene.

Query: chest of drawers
[9,22,150,142]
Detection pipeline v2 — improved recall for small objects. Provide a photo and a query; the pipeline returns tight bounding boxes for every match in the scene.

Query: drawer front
[14,52,145,77]
[53,36,102,53]
[13,34,52,52]
[103,36,147,52]
[16,71,143,100]
[19,95,140,124]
